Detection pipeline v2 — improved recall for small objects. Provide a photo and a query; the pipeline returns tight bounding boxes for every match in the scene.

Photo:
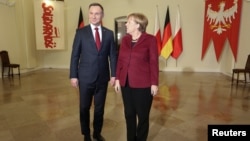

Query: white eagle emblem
[206,0,238,34]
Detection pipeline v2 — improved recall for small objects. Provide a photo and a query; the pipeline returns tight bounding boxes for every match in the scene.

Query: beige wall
[1,0,250,76]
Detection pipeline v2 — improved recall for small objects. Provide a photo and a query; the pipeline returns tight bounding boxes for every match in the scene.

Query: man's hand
[109,77,116,86]
[70,78,78,88]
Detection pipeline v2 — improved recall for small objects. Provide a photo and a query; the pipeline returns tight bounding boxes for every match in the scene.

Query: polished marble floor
[0,69,250,141]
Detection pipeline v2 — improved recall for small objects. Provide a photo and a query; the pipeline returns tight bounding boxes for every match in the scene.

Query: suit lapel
[86,25,95,43]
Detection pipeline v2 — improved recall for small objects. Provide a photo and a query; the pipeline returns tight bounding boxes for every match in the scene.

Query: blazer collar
[127,32,147,43]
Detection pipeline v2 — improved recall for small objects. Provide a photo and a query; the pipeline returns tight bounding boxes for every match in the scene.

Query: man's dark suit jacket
[70,25,117,83]
[116,33,159,88]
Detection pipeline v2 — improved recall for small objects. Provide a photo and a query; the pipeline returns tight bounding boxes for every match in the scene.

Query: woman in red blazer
[115,13,159,141]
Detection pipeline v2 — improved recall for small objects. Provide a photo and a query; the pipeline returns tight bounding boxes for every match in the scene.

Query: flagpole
[176,4,180,69]
[175,4,180,68]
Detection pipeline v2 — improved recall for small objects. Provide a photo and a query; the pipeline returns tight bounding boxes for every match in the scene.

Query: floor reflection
[197,83,233,122]
[0,69,250,141]
[153,83,180,113]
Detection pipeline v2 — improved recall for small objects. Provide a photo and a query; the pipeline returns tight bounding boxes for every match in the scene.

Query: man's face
[88,6,103,26]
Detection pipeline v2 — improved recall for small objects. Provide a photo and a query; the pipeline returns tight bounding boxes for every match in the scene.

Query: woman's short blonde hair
[127,13,148,32]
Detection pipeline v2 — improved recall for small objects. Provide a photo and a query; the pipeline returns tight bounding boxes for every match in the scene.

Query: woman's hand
[114,80,121,93]
[151,85,158,96]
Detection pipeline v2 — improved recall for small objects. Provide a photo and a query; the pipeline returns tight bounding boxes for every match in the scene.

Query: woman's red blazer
[116,33,159,88]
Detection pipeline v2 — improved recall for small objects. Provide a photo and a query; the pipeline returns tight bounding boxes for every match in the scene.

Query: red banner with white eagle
[34,0,65,50]
[201,0,242,61]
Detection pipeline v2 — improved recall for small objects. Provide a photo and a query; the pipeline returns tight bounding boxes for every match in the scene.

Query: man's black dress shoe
[84,135,92,141]
[93,134,105,141]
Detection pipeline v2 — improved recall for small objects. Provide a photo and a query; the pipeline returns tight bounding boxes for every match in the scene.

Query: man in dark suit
[69,3,117,141]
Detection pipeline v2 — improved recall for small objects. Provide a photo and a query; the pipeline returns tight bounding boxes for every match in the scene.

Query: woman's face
[125,17,139,34]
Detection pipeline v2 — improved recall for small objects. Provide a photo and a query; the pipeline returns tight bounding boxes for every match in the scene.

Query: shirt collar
[90,24,101,30]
